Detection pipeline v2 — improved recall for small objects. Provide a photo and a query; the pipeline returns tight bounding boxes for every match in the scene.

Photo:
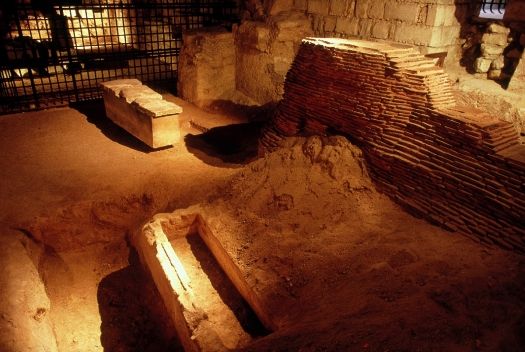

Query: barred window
[479,0,506,20]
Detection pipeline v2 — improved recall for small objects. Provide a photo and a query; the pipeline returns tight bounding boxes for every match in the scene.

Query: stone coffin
[100,79,182,148]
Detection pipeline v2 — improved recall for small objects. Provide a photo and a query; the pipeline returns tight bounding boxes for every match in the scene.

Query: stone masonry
[474,23,510,79]
[101,79,182,148]
[292,0,468,56]
[261,38,525,252]
[177,28,237,107]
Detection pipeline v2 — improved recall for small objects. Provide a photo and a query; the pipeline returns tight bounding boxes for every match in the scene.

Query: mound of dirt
[218,135,390,233]
[191,136,525,351]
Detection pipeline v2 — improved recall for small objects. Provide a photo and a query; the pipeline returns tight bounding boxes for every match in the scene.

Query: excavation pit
[133,213,272,351]
[4,197,184,352]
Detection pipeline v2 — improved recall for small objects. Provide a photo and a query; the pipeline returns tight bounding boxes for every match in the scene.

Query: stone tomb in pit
[100,79,182,149]
[132,209,272,352]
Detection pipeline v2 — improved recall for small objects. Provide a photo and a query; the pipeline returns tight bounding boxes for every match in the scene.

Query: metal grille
[479,0,506,19]
[0,0,238,114]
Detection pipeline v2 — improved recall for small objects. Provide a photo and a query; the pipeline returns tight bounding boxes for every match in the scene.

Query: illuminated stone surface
[178,28,236,107]
[133,209,272,352]
[101,79,182,148]
[0,231,58,352]
[261,37,525,252]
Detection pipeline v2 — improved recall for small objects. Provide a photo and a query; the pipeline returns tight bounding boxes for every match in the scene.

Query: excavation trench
[18,197,270,352]
[16,197,183,352]
[133,213,271,351]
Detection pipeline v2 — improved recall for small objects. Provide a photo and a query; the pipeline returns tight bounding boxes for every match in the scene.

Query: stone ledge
[132,209,274,351]
[100,79,182,149]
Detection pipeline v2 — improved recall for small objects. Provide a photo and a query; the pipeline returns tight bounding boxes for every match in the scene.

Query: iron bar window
[0,0,239,114]
[479,0,506,19]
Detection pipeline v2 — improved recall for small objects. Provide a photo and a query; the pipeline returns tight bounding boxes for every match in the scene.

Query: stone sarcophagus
[100,79,182,148]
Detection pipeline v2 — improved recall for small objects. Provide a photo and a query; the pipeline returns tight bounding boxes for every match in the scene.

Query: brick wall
[261,38,525,252]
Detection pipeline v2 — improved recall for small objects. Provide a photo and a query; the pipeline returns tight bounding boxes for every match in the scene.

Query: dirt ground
[0,75,524,352]
[195,136,525,352]
[0,96,256,352]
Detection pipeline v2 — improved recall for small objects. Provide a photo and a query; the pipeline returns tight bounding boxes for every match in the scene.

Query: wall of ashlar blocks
[292,0,470,57]
[261,38,525,252]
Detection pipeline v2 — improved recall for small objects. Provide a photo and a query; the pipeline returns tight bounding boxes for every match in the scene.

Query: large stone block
[487,68,502,80]
[491,55,505,70]
[355,0,369,18]
[481,43,504,58]
[335,16,360,35]
[487,22,510,34]
[368,1,385,19]
[235,21,271,52]
[481,33,508,46]
[358,19,374,37]
[371,20,390,39]
[178,28,236,107]
[474,57,493,73]
[308,0,330,15]
[101,79,182,149]
[426,4,443,26]
[425,4,460,27]
[384,2,420,22]
[271,11,313,41]
[329,0,351,16]
[235,11,313,105]
[433,25,461,47]
[393,23,433,45]
[324,15,337,32]
[236,49,279,104]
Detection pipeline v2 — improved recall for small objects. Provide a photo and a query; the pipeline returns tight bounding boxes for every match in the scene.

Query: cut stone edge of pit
[131,209,275,351]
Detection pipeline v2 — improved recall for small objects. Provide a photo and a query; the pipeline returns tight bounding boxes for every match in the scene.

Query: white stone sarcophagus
[100,79,182,148]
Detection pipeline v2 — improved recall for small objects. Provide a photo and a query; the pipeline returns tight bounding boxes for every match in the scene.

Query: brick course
[261,38,525,252]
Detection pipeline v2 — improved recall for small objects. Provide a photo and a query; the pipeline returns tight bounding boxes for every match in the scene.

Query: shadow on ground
[186,232,269,338]
[98,250,182,352]
[185,121,264,166]
[70,100,158,153]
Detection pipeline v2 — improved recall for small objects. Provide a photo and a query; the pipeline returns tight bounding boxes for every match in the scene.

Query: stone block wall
[466,21,524,85]
[177,28,237,106]
[234,11,313,104]
[261,38,525,252]
[178,10,312,107]
[292,0,468,56]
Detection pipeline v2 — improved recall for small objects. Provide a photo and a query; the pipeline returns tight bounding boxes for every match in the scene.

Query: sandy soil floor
[0,96,258,352]
[0,79,524,352]
[164,136,525,352]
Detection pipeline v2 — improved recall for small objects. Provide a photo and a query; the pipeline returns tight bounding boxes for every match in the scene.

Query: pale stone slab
[101,79,182,149]
[119,85,163,103]
[132,209,274,351]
